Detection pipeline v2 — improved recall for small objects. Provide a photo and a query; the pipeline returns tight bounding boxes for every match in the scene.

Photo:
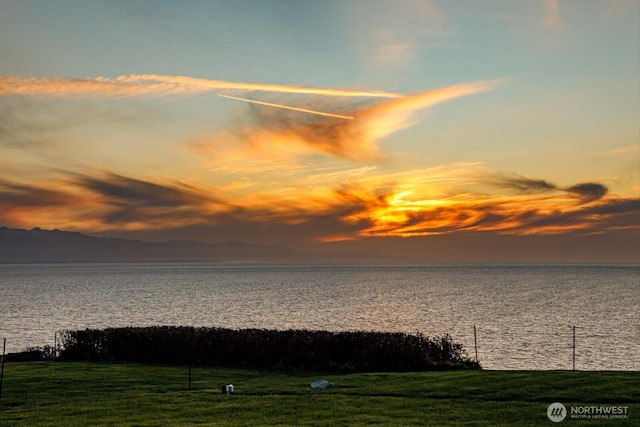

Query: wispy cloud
[493,173,609,203]
[0,176,78,208]
[0,74,401,98]
[0,176,87,228]
[2,73,495,161]
[566,183,608,202]
[492,174,557,193]
[2,72,634,248]
[1,168,636,244]
[543,0,561,28]
[335,179,632,239]
[200,80,497,161]
[346,0,444,68]
[355,81,497,143]
[595,144,640,157]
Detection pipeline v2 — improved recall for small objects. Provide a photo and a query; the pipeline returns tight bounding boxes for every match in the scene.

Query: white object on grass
[310,380,334,389]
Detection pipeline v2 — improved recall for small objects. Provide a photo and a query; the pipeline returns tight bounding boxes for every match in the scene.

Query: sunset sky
[1,0,638,262]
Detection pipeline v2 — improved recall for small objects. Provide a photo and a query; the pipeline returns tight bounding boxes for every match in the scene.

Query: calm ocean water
[0,263,638,370]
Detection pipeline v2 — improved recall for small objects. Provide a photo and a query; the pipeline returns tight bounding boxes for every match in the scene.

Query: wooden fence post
[473,325,478,364]
[572,326,576,371]
[0,338,6,404]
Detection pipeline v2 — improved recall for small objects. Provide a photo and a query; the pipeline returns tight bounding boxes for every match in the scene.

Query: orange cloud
[1,170,638,245]
[354,81,496,144]
[335,183,638,239]
[2,73,495,163]
[0,74,400,98]
[202,80,496,161]
[329,171,639,240]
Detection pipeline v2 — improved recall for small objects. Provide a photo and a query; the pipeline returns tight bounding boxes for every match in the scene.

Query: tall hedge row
[58,326,478,371]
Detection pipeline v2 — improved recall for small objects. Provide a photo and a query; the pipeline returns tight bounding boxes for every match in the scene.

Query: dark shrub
[5,345,55,362]
[58,327,479,371]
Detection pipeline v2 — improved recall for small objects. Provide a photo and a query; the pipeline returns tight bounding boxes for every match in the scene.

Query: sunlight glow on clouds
[190,80,496,161]
[1,163,636,246]
[1,0,638,262]
[0,70,636,256]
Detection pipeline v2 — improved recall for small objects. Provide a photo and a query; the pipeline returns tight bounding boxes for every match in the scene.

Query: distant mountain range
[0,227,296,263]
[0,227,408,264]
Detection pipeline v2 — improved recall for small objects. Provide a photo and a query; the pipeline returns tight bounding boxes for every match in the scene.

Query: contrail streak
[217,94,355,120]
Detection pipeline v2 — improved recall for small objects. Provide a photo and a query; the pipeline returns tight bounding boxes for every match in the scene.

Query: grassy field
[0,362,638,426]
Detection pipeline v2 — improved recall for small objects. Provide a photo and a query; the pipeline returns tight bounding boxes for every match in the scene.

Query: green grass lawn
[1,362,638,426]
